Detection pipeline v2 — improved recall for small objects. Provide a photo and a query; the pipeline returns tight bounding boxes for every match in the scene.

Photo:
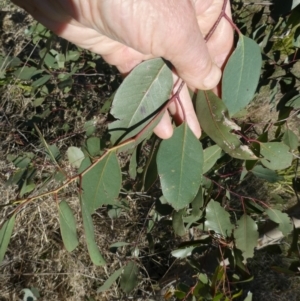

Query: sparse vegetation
[1,1,300,301]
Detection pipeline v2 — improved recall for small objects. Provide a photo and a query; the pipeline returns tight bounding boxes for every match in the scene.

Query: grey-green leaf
[265,209,293,236]
[251,165,283,183]
[86,137,101,157]
[282,129,299,150]
[235,214,258,261]
[157,123,203,210]
[108,58,172,144]
[67,146,85,168]
[205,201,233,237]
[286,93,300,109]
[97,267,124,293]
[120,261,139,293]
[196,91,257,160]
[222,35,262,116]
[109,242,130,248]
[81,200,106,266]
[59,200,79,252]
[82,152,121,213]
[260,142,293,170]
[203,145,223,174]
[0,215,15,263]
[172,210,186,236]
[172,246,195,258]
[244,292,253,301]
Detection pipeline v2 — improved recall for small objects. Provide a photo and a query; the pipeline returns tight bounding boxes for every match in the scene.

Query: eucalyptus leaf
[82,152,121,213]
[47,144,61,162]
[251,165,283,183]
[109,242,130,248]
[260,142,293,170]
[14,66,38,80]
[172,209,186,237]
[203,145,223,174]
[59,200,79,252]
[244,292,253,301]
[222,35,262,116]
[205,201,233,237]
[196,91,257,160]
[20,180,35,197]
[84,120,96,137]
[97,267,124,293]
[86,137,101,157]
[109,58,172,144]
[81,200,106,266]
[235,214,258,261]
[32,74,51,88]
[0,215,15,264]
[286,93,300,108]
[120,261,139,293]
[67,146,85,168]
[172,246,195,258]
[157,123,203,210]
[282,129,299,150]
[265,209,293,236]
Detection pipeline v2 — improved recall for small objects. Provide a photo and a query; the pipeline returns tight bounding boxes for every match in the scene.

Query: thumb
[163,17,221,90]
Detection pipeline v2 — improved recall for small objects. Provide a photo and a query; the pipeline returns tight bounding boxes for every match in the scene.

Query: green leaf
[84,120,96,137]
[108,58,172,144]
[244,292,253,301]
[86,137,101,157]
[109,242,130,248]
[260,142,293,170]
[203,145,222,174]
[55,53,65,68]
[0,215,15,263]
[286,93,300,108]
[265,209,293,236]
[59,200,79,252]
[14,66,39,80]
[196,91,257,160]
[67,146,85,168]
[222,35,262,116]
[251,165,283,183]
[172,209,186,236]
[120,261,139,293]
[20,180,35,197]
[282,129,299,150]
[97,266,124,293]
[47,144,61,162]
[66,50,80,61]
[205,201,233,237]
[235,214,258,261]
[8,154,32,168]
[172,246,195,258]
[191,186,204,217]
[157,123,203,210]
[21,288,37,301]
[32,74,51,88]
[81,200,106,266]
[82,152,121,213]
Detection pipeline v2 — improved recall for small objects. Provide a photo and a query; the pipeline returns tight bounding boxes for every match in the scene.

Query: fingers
[154,82,201,140]
[153,111,173,139]
[160,1,222,91]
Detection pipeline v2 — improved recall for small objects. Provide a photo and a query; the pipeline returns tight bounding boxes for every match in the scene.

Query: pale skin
[12,0,233,139]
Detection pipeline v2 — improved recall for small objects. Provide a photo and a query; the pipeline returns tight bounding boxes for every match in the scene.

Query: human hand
[12,0,233,139]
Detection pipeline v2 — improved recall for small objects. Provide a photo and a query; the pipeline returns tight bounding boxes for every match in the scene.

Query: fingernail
[202,64,221,90]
